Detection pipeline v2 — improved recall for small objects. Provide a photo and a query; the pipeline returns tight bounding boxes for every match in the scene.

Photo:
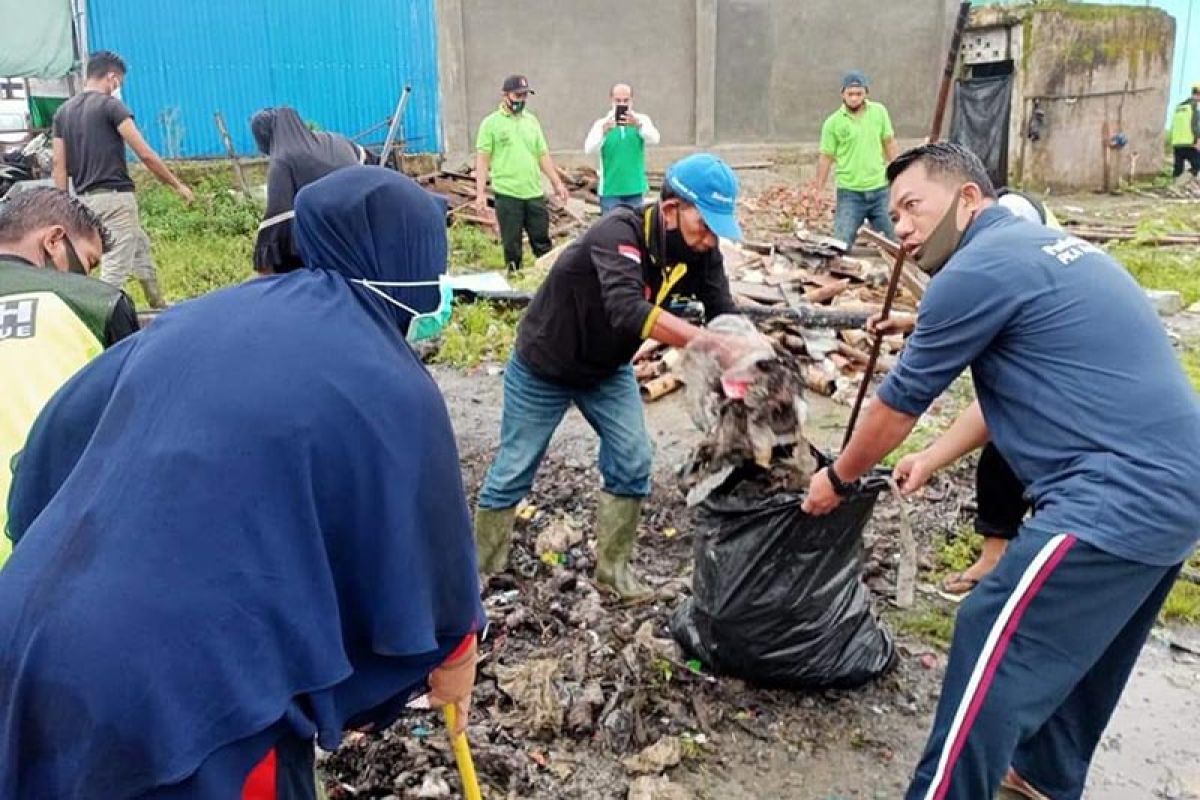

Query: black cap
[501,74,534,94]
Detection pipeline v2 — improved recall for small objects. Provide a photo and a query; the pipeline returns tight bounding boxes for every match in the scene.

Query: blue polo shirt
[878,206,1200,566]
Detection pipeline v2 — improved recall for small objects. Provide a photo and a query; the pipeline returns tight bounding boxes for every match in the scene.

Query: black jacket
[515,204,735,388]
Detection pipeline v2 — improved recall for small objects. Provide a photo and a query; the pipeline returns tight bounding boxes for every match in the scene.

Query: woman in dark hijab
[251,106,369,274]
[0,168,482,799]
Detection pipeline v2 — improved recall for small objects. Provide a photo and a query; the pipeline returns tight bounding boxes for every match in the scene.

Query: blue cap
[842,70,869,91]
[665,153,743,241]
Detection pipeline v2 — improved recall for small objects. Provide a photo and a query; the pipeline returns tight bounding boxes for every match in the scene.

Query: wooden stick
[860,228,929,300]
[640,374,682,402]
[843,247,907,449]
[212,112,249,199]
[803,279,852,304]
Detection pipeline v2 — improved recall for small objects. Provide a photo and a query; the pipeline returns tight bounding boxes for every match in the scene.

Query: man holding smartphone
[584,83,661,214]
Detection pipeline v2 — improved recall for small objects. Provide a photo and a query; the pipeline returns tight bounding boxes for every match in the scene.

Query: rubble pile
[739,184,834,231]
[634,225,916,407]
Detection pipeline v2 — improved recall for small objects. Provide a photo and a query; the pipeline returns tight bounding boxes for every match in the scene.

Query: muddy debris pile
[677,316,817,506]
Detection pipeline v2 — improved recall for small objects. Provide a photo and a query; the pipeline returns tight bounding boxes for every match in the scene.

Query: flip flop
[937,572,979,603]
[1000,769,1050,800]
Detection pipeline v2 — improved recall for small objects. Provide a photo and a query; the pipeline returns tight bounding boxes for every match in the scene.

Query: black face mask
[509,99,525,114]
[42,235,88,275]
[664,226,692,263]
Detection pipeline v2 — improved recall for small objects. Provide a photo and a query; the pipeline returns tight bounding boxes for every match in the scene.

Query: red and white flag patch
[617,244,642,264]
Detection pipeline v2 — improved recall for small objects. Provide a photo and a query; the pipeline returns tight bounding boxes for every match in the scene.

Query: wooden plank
[803,279,852,304]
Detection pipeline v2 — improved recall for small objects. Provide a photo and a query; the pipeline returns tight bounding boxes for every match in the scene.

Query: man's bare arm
[116,119,192,201]
[52,137,68,190]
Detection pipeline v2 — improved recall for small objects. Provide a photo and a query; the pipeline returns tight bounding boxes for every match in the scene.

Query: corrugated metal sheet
[87,0,442,157]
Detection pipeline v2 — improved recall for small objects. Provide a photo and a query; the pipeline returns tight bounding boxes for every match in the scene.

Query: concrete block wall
[437,0,961,161]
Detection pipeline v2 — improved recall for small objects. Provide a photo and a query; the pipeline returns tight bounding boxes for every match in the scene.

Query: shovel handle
[443,704,483,800]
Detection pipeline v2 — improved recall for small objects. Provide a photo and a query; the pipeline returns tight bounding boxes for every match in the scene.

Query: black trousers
[493,193,552,271]
[1173,146,1200,178]
[975,442,1029,540]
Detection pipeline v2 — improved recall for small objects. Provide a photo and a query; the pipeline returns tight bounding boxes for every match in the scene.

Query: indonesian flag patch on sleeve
[617,244,642,264]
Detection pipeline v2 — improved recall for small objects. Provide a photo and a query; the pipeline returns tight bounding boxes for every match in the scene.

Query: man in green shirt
[583,83,661,214]
[811,71,899,249]
[1170,83,1200,182]
[473,74,570,272]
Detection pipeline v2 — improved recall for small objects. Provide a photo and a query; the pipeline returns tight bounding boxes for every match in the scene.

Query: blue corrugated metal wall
[87,0,441,157]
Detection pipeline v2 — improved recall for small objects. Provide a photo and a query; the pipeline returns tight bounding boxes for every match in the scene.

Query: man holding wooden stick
[803,142,1200,799]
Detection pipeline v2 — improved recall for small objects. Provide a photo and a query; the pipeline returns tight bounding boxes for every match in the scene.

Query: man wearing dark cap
[473,153,754,599]
[811,70,898,249]
[473,75,570,272]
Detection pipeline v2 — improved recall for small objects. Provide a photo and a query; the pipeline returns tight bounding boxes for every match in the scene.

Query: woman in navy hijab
[0,167,483,799]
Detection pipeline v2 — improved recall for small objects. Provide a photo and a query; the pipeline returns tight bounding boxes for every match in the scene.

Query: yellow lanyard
[643,206,688,306]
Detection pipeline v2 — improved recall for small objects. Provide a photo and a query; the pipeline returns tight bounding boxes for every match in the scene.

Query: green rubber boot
[594,492,652,600]
[139,276,168,310]
[474,506,517,576]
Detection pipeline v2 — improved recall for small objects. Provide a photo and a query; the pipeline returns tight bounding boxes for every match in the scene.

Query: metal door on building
[86,0,442,158]
[952,24,1014,188]
[950,75,1013,189]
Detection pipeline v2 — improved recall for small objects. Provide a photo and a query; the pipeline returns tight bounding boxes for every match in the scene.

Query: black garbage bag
[671,465,896,690]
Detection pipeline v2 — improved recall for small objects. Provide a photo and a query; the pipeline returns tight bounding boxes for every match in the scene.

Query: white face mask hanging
[351,275,453,342]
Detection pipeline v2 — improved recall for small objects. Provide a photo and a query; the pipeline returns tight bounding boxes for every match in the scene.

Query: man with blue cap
[474,153,748,599]
[812,70,899,249]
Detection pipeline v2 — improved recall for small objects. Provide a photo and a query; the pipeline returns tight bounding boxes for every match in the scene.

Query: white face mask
[351,275,453,342]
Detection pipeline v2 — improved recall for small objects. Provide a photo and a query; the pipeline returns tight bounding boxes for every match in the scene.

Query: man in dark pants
[473,74,569,272]
[1170,83,1200,182]
[803,143,1200,799]
[474,154,753,599]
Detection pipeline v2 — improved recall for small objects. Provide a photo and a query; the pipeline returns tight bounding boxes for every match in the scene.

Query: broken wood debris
[1064,224,1200,247]
[415,165,604,237]
[633,227,918,404]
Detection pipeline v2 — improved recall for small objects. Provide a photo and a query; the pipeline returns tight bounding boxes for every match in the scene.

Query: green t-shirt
[600,126,648,197]
[475,106,549,200]
[819,101,895,192]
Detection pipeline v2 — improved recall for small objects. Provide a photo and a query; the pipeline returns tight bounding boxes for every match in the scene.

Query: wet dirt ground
[321,365,1200,800]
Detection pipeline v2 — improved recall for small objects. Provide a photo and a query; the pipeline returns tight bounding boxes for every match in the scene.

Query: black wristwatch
[825,463,857,497]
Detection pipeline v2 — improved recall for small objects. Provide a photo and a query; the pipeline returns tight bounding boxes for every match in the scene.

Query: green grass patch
[881,420,940,469]
[1163,581,1200,625]
[1179,346,1200,391]
[448,222,506,273]
[131,165,260,305]
[1112,244,1200,306]
[433,301,523,369]
[891,605,955,650]
[1108,207,1200,306]
[935,527,985,576]
[1163,552,1200,625]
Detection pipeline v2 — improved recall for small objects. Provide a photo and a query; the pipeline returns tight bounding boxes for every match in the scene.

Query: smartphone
[615,103,629,124]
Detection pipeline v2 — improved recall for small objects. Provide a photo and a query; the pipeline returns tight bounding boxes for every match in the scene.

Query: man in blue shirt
[803,143,1200,800]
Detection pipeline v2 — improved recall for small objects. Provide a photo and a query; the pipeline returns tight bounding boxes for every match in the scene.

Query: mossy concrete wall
[976,4,1176,191]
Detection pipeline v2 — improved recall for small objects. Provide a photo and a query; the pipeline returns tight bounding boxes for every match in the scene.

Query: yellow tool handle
[443,704,482,800]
